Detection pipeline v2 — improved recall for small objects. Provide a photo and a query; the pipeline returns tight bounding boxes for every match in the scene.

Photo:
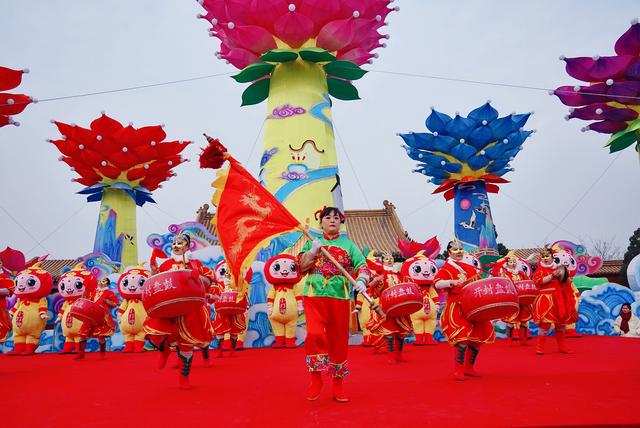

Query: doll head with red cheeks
[15,262,53,298]
[264,254,300,285]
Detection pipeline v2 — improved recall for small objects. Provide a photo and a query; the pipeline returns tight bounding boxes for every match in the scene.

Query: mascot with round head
[56,263,96,354]
[117,267,149,353]
[265,254,302,348]
[401,251,440,346]
[7,262,53,355]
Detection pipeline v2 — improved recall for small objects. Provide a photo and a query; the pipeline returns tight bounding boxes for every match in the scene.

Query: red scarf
[620,311,632,334]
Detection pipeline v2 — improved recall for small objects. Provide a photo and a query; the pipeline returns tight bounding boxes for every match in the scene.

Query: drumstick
[299,228,385,317]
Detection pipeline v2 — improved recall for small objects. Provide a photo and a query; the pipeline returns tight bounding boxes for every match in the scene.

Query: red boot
[556,330,573,354]
[395,338,406,363]
[423,333,438,345]
[73,340,87,360]
[285,337,297,348]
[228,338,237,357]
[60,340,75,354]
[177,352,193,390]
[22,343,37,356]
[519,327,529,346]
[272,336,285,348]
[510,326,519,343]
[464,345,480,377]
[362,335,371,347]
[99,340,107,359]
[536,333,546,355]
[385,337,396,364]
[134,340,145,353]
[453,345,466,381]
[157,340,171,369]
[565,328,582,338]
[221,339,231,351]
[235,340,244,351]
[332,378,349,403]
[306,372,323,401]
[122,341,134,353]
[6,342,25,356]
[202,348,211,368]
[414,333,424,346]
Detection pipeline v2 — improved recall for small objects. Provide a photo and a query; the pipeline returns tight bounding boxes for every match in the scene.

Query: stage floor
[1,336,638,427]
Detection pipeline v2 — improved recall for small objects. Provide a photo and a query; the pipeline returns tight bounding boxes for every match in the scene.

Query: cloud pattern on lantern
[554,20,640,154]
[399,102,533,200]
[0,66,33,128]
[197,0,397,69]
[49,114,189,206]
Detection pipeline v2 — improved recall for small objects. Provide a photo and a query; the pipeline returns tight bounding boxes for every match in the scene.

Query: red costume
[366,258,413,363]
[211,260,251,356]
[532,247,578,354]
[494,255,533,344]
[401,253,440,346]
[264,254,302,349]
[117,267,149,353]
[435,252,495,381]
[0,272,14,343]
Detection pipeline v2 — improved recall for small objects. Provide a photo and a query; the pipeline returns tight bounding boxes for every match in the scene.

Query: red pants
[304,296,350,378]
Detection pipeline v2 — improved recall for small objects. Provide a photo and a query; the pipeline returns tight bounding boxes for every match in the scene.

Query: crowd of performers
[0,206,583,398]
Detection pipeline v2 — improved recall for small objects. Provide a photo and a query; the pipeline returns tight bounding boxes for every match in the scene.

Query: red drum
[214,291,246,315]
[70,298,106,326]
[380,282,423,317]
[514,280,539,305]
[460,277,519,322]
[142,269,206,318]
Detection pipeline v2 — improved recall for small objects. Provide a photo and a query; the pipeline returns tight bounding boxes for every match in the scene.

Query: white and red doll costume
[434,243,495,381]
[6,262,53,355]
[56,265,90,354]
[532,247,579,354]
[0,269,15,343]
[493,253,533,344]
[211,260,251,356]
[402,253,440,346]
[117,267,149,353]
[366,253,413,363]
[264,254,302,349]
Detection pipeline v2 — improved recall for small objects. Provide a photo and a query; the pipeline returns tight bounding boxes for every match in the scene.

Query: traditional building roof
[39,259,77,281]
[195,200,410,255]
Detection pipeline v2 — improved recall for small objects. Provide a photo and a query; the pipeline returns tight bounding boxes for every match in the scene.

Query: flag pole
[298,227,385,317]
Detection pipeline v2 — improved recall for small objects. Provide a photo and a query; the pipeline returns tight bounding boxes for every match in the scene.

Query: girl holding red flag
[298,206,371,403]
[144,233,215,389]
[532,246,578,355]
[434,240,495,381]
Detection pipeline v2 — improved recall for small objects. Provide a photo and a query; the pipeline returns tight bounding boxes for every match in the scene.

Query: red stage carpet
[1,335,638,427]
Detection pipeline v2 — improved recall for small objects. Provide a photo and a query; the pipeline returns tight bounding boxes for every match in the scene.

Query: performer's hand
[40,313,49,320]
[309,239,322,256]
[354,278,367,294]
[435,303,441,313]
[267,303,273,316]
[55,315,62,323]
[297,300,304,315]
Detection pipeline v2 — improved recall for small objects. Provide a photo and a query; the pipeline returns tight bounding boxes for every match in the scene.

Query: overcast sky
[1,0,638,262]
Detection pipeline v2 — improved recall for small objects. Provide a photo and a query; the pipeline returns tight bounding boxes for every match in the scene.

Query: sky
[1,0,639,262]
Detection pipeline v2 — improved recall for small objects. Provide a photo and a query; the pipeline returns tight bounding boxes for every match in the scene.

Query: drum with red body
[70,298,106,326]
[142,269,206,318]
[214,291,246,315]
[379,282,423,317]
[460,277,519,322]
[513,280,539,305]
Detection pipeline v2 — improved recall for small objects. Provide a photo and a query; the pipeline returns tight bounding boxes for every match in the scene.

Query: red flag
[201,136,301,292]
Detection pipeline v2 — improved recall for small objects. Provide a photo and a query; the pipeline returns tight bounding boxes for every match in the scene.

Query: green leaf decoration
[232,62,274,83]
[606,118,640,153]
[241,78,270,106]
[299,48,336,63]
[324,60,367,80]
[327,78,360,101]
[260,49,299,63]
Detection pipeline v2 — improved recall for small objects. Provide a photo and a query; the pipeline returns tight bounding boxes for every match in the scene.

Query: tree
[496,242,509,257]
[586,237,623,260]
[621,228,640,284]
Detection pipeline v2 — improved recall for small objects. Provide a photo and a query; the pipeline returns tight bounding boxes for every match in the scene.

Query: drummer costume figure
[78,275,119,360]
[211,260,250,357]
[532,246,578,355]
[298,206,371,402]
[498,252,533,345]
[434,240,495,381]
[144,232,215,390]
[366,252,413,363]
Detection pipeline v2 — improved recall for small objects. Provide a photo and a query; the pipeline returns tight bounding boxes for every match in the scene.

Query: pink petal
[250,0,289,33]
[564,55,635,82]
[299,0,343,33]
[568,103,639,121]
[228,24,277,54]
[221,47,261,69]
[588,120,629,134]
[336,47,374,65]
[274,11,315,48]
[317,17,356,52]
[615,22,640,56]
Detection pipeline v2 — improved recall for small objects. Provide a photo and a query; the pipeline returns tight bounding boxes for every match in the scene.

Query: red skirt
[503,304,533,325]
[144,304,214,348]
[441,300,495,345]
[212,312,247,336]
[533,288,578,325]
[367,311,413,338]
[0,302,11,342]
[80,311,116,338]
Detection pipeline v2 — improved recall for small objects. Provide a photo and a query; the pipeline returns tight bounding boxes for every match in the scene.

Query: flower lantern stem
[260,59,343,232]
[93,188,138,270]
[453,181,497,253]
